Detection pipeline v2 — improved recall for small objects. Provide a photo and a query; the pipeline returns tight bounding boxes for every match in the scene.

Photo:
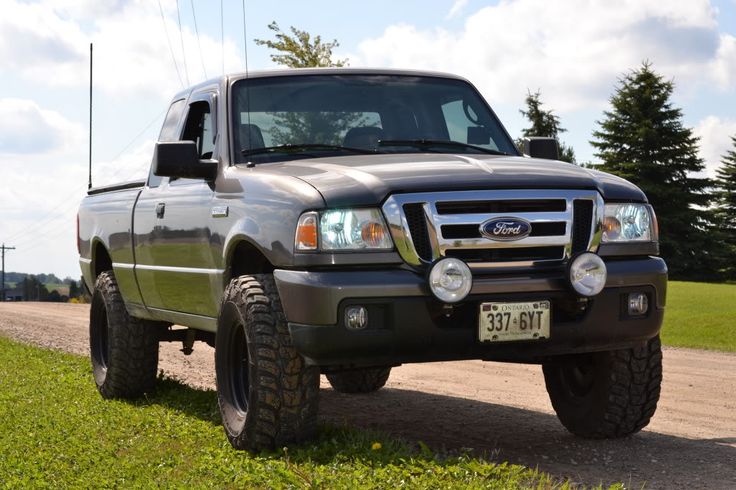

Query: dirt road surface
[1,302,734,488]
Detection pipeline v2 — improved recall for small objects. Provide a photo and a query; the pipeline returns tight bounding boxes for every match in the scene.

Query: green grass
[0,336,614,489]
[661,281,736,352]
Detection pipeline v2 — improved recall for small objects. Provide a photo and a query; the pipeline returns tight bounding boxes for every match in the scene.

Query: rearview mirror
[152,141,218,180]
[522,137,559,160]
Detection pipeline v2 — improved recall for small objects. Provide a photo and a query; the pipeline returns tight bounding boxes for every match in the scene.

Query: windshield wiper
[241,143,377,159]
[377,139,508,156]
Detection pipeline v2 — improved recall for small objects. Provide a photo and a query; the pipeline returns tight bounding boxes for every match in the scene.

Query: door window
[148,98,186,188]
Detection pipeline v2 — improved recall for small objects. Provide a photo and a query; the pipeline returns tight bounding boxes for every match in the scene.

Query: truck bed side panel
[78,186,144,308]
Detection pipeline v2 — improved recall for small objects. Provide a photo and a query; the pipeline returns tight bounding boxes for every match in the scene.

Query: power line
[190,0,207,80]
[175,0,190,86]
[158,0,185,88]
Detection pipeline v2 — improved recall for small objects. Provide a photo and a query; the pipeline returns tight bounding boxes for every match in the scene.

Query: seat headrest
[239,123,265,150]
[343,127,384,150]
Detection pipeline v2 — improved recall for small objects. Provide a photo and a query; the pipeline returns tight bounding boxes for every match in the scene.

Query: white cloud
[91,139,157,187]
[353,0,732,111]
[694,116,736,177]
[446,0,469,19]
[0,98,85,155]
[710,34,736,89]
[0,0,243,97]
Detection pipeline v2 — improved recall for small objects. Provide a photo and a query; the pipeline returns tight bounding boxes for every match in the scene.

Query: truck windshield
[231,74,518,164]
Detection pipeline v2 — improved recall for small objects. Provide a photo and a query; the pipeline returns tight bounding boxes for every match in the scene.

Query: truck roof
[172,67,470,99]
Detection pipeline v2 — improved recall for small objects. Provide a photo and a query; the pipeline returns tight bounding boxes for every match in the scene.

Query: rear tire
[215,274,319,451]
[542,335,662,438]
[326,367,392,394]
[89,271,160,399]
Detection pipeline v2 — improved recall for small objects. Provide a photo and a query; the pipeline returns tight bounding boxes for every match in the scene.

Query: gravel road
[1,302,734,488]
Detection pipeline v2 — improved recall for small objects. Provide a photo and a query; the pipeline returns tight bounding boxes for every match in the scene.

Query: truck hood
[257,154,646,207]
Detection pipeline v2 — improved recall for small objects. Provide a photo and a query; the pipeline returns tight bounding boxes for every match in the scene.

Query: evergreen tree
[518,90,576,163]
[714,135,736,278]
[254,21,347,68]
[591,62,715,279]
[68,280,80,299]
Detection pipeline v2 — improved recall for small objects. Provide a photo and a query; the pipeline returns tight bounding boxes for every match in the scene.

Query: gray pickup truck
[78,68,666,450]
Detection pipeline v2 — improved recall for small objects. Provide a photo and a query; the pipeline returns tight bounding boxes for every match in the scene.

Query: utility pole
[1,244,16,302]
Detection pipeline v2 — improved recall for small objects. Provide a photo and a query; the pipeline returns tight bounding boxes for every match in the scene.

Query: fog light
[568,253,607,297]
[345,306,368,330]
[429,258,473,303]
[628,293,648,315]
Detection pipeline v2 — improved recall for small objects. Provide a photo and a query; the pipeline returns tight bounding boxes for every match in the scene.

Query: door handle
[155,202,165,219]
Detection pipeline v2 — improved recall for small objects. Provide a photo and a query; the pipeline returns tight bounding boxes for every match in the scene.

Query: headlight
[602,204,656,242]
[295,209,393,251]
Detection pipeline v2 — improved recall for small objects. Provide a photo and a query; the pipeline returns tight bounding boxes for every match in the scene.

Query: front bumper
[274,257,667,367]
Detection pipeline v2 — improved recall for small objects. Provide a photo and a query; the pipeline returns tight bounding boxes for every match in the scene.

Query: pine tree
[714,135,736,278]
[591,62,715,279]
[518,90,576,163]
[254,21,347,68]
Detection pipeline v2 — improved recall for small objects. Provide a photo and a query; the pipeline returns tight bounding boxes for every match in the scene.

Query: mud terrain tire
[326,367,392,394]
[543,335,662,438]
[215,274,319,451]
[89,271,160,399]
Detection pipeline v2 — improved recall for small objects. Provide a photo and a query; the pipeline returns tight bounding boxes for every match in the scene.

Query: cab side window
[182,101,215,159]
[148,98,186,188]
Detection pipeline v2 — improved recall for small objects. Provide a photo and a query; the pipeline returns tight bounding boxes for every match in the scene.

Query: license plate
[478,301,551,343]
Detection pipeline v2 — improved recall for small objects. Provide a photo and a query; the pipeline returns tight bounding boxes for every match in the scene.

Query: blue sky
[1,0,735,279]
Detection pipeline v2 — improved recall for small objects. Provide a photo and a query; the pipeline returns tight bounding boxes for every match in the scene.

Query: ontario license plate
[478,301,551,343]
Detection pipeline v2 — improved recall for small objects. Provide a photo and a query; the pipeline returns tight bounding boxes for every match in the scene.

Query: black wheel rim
[228,322,249,416]
[561,355,596,398]
[91,296,109,371]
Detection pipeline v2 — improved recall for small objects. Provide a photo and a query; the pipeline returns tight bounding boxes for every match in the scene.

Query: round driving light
[429,258,473,303]
[345,306,368,330]
[628,292,648,315]
[568,253,607,297]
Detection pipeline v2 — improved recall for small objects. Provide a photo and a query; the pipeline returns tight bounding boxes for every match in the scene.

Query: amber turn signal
[360,221,387,248]
[295,212,318,250]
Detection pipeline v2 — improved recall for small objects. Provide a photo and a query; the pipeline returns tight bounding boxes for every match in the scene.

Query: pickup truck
[78,68,666,450]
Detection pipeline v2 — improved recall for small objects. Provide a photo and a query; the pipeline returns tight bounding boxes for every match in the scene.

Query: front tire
[215,274,319,451]
[542,335,662,438]
[326,367,392,394]
[89,271,160,399]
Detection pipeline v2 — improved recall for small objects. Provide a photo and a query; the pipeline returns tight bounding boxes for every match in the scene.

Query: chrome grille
[382,190,603,268]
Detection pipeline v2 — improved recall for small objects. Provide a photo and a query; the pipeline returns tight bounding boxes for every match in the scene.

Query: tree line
[256,24,735,282]
[5,274,87,303]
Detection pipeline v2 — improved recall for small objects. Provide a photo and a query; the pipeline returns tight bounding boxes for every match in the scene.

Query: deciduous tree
[254,21,347,68]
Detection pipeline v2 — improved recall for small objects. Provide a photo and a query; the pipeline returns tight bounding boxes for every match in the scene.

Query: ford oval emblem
[479,217,532,241]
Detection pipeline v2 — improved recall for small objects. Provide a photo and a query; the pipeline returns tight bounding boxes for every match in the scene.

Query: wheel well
[228,241,274,281]
[93,242,113,279]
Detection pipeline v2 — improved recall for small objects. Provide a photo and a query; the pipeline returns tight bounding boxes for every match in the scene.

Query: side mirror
[152,141,218,180]
[522,137,559,160]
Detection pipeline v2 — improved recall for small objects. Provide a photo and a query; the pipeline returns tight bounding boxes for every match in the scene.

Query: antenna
[88,43,93,190]
[242,0,253,156]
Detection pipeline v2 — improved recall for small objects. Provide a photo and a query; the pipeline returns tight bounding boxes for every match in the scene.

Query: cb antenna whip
[88,42,93,190]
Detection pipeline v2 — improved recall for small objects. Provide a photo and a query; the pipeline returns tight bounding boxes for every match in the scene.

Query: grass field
[661,281,736,352]
[0,336,615,489]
